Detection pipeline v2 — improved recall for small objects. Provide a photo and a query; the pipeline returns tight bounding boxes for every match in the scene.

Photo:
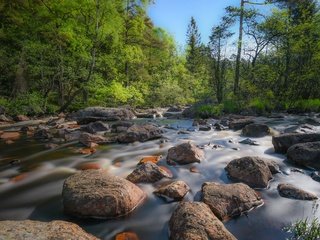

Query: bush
[288,99,320,112]
[195,104,224,118]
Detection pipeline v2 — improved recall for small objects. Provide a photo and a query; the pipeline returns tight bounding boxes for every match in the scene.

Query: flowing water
[0,115,319,240]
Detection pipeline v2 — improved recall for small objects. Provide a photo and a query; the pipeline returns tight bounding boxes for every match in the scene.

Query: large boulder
[0,220,98,240]
[202,182,263,221]
[277,183,318,200]
[169,202,237,240]
[126,162,171,183]
[229,118,254,130]
[287,142,320,170]
[71,107,135,124]
[272,133,320,153]
[62,170,146,218]
[242,123,270,137]
[225,156,273,188]
[111,121,135,133]
[117,124,163,143]
[154,180,190,201]
[167,142,205,165]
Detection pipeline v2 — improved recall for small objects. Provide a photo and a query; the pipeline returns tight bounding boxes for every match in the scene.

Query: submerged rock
[239,138,259,146]
[166,142,205,165]
[225,156,273,188]
[0,220,98,240]
[126,162,171,183]
[277,183,318,200]
[242,123,270,137]
[272,133,320,153]
[169,202,237,240]
[71,107,135,124]
[154,180,190,201]
[117,124,163,143]
[287,142,320,170]
[62,170,145,218]
[202,182,263,221]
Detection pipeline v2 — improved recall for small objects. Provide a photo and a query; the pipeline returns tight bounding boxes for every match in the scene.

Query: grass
[285,217,320,240]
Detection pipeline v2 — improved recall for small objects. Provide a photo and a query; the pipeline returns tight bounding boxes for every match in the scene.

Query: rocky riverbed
[0,107,319,240]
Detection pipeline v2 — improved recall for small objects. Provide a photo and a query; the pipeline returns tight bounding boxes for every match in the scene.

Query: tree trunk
[234,0,244,95]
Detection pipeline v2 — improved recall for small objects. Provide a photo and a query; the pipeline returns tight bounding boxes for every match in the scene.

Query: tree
[186,17,201,74]
[209,17,234,103]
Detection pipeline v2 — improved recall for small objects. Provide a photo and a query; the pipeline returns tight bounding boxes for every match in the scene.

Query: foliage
[195,104,224,118]
[285,217,320,240]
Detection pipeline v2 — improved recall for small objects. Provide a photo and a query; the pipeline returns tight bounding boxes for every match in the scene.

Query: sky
[148,0,241,47]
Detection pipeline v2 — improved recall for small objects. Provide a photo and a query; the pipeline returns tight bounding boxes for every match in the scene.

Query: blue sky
[148,0,241,47]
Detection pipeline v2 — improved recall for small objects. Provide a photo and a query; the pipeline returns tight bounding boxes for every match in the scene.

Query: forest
[0,0,320,116]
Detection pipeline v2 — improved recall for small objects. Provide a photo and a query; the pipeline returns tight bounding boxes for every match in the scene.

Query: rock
[0,114,11,122]
[311,172,320,182]
[14,115,30,122]
[277,183,318,200]
[229,118,254,130]
[63,170,145,218]
[239,138,259,146]
[0,106,5,115]
[0,220,98,240]
[34,128,52,139]
[225,156,273,188]
[111,121,135,133]
[64,130,82,142]
[272,133,320,153]
[20,126,35,133]
[182,107,195,118]
[138,155,162,165]
[0,131,20,140]
[117,124,163,143]
[154,181,190,201]
[83,121,109,134]
[284,124,317,134]
[300,117,320,126]
[115,232,139,240]
[163,112,183,119]
[126,162,171,183]
[44,143,58,149]
[71,107,136,124]
[79,132,107,147]
[202,182,263,221]
[167,142,205,165]
[167,106,182,112]
[242,123,270,137]
[135,109,162,118]
[169,202,237,240]
[199,125,211,131]
[214,123,227,131]
[265,159,281,174]
[287,142,320,170]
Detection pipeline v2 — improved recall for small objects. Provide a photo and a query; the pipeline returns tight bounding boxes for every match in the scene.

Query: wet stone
[0,220,98,240]
[225,156,273,188]
[62,170,146,218]
[169,202,237,240]
[167,142,205,165]
[126,162,171,183]
[202,182,263,221]
[277,183,318,200]
[154,180,190,201]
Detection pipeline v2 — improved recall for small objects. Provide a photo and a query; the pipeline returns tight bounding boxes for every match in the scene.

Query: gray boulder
[167,142,205,165]
[83,121,109,133]
[242,123,270,137]
[229,118,254,130]
[278,183,318,200]
[169,202,237,240]
[225,156,273,188]
[117,124,163,143]
[202,182,263,221]
[0,220,98,240]
[287,141,320,170]
[62,170,146,218]
[272,133,320,153]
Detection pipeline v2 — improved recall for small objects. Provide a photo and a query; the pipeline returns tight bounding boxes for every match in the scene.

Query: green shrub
[285,217,320,240]
[195,104,224,118]
[288,99,320,112]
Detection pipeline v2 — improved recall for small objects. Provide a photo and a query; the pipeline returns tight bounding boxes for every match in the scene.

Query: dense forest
[0,0,319,116]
